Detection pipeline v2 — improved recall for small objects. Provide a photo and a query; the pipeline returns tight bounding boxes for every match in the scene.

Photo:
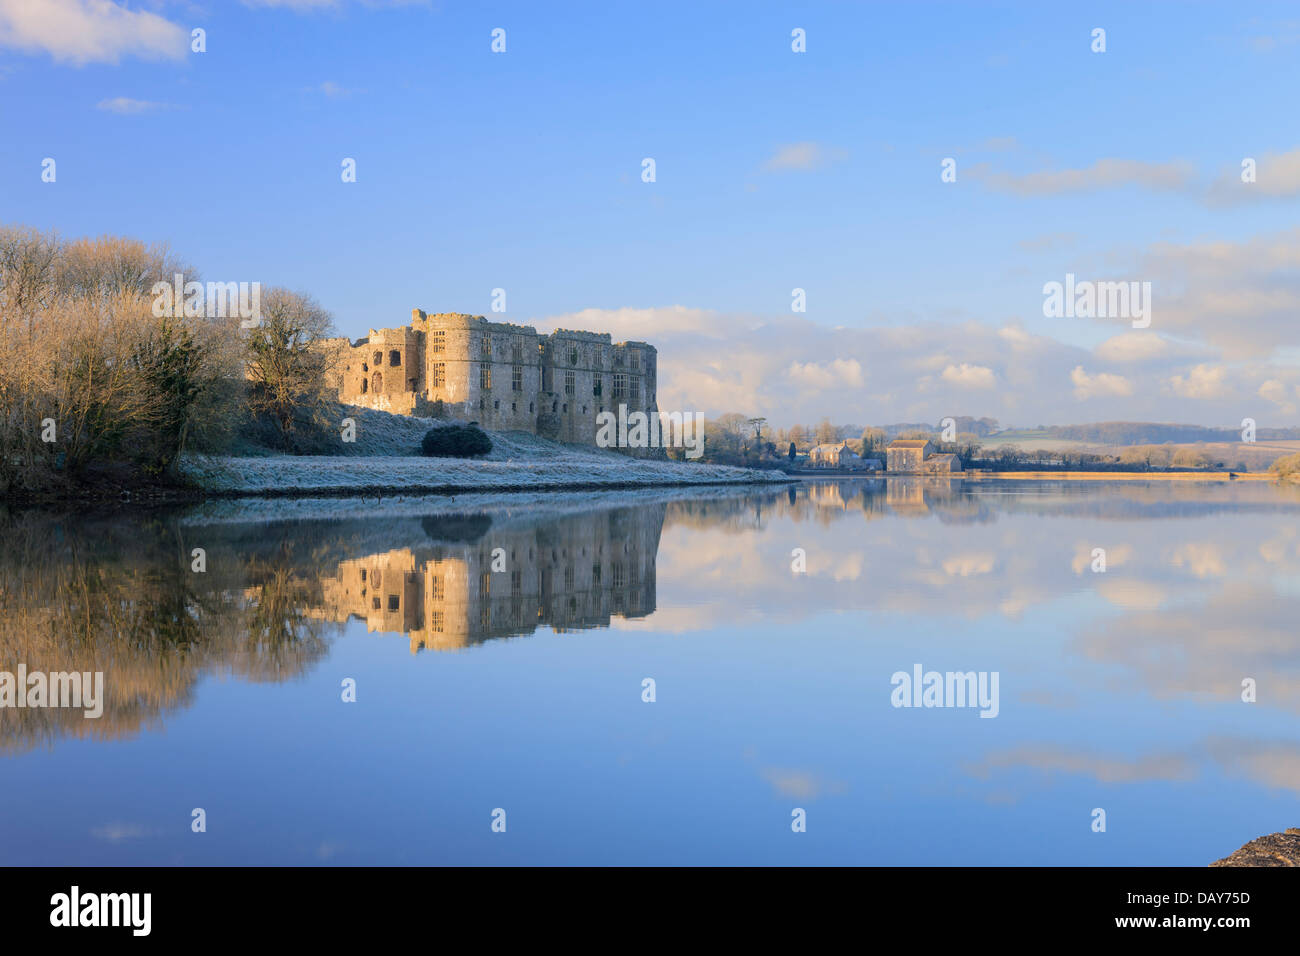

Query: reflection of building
[808,483,852,509]
[312,506,662,651]
[886,477,930,515]
[887,438,961,474]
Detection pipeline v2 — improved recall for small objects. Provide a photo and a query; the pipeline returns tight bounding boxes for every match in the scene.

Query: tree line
[0,224,342,498]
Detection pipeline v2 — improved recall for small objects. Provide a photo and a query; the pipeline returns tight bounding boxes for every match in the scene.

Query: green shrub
[420,424,492,458]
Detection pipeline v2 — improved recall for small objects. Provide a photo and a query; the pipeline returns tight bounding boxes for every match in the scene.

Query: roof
[888,439,932,448]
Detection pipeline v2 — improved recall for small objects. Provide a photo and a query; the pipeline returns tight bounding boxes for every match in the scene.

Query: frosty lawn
[180,452,785,495]
[183,406,787,496]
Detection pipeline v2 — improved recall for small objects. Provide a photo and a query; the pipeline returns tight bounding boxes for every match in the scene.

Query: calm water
[2,478,1299,865]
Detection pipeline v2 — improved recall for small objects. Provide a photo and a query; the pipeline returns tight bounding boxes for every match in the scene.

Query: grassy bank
[179,452,788,496]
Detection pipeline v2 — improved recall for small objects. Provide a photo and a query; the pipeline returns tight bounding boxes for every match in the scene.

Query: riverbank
[963,470,1279,481]
[791,470,1285,481]
[1211,828,1300,866]
[178,452,788,497]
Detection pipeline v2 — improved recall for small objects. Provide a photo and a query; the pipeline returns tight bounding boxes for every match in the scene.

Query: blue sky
[3,1,1300,425]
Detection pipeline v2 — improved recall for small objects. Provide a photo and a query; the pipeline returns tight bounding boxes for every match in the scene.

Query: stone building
[808,440,860,468]
[887,439,932,473]
[324,311,658,447]
[886,438,963,474]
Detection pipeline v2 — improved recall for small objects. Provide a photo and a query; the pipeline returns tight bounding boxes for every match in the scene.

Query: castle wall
[332,311,658,450]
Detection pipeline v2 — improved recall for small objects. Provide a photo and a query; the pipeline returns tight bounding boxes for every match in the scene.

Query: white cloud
[1135,230,1300,358]
[96,96,171,114]
[761,142,847,172]
[940,363,996,389]
[242,0,339,8]
[243,0,429,8]
[1070,366,1134,399]
[1209,146,1300,203]
[787,358,864,390]
[532,306,1290,426]
[0,0,187,65]
[1259,379,1299,414]
[1166,363,1228,399]
[970,158,1195,196]
[1094,332,1169,363]
[1017,232,1077,252]
[998,325,1032,348]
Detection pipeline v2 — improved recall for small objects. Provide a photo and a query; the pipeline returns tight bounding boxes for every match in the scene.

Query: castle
[327,310,658,447]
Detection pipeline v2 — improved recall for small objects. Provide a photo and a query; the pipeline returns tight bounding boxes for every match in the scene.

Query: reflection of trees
[0,510,337,751]
[663,477,1300,532]
[238,555,331,683]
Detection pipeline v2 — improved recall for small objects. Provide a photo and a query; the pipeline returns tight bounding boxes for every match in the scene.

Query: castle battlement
[334,310,659,452]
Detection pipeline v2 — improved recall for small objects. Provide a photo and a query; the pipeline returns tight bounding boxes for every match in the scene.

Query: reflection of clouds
[610,605,746,634]
[91,823,157,843]
[1095,578,1167,610]
[942,552,995,577]
[968,745,1197,783]
[808,551,864,581]
[759,767,847,800]
[654,481,1300,637]
[1077,582,1300,710]
[1017,689,1079,708]
[1259,526,1298,564]
[1071,542,1133,574]
[1208,738,1300,795]
[1167,541,1227,578]
[971,738,1300,796]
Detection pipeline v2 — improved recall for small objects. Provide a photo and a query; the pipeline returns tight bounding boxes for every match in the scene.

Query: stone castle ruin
[325,310,658,447]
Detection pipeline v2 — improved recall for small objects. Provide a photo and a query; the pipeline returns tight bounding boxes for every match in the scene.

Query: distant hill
[1010,422,1300,444]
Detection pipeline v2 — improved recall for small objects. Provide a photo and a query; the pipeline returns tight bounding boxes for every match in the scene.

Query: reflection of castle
[312,506,662,651]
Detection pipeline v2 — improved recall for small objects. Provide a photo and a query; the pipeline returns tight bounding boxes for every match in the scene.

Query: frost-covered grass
[185,403,787,495]
[329,405,624,461]
[180,453,784,495]
[180,483,773,526]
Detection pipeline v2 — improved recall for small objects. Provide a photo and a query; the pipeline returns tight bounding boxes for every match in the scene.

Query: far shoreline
[793,470,1289,482]
[8,465,1297,511]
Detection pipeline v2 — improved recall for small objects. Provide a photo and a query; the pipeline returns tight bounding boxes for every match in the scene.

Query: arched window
[372,371,383,392]
[360,377,368,394]
[373,351,383,366]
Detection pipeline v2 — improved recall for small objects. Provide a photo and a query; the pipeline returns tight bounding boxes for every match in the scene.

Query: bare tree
[815,417,838,445]
[0,224,241,493]
[244,288,338,452]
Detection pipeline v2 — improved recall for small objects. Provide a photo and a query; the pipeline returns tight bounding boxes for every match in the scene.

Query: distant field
[977,435,1300,471]
[979,435,1095,452]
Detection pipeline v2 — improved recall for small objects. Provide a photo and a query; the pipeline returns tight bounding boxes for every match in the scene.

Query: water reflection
[5,479,1300,751]
[0,514,332,752]
[310,505,661,651]
[3,478,1300,865]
